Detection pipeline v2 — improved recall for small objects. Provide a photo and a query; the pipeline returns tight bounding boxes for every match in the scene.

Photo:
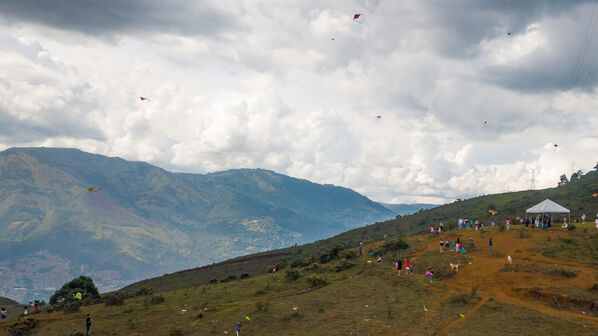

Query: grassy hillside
[120,169,598,294]
[0,297,18,306]
[2,227,597,335]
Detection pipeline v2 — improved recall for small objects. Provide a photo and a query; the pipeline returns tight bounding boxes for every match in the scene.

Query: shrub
[543,267,577,278]
[380,238,409,253]
[8,318,38,336]
[240,273,251,279]
[587,283,598,292]
[306,274,328,288]
[62,301,81,314]
[168,328,183,336]
[50,276,100,305]
[291,257,315,268]
[104,292,125,306]
[285,269,301,282]
[209,279,218,284]
[334,260,356,272]
[220,275,237,283]
[567,225,576,231]
[135,287,153,296]
[146,295,165,305]
[339,250,357,260]
[253,289,266,296]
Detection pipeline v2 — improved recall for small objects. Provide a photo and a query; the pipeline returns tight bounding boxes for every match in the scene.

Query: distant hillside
[0,147,393,302]
[381,203,438,215]
[121,168,598,293]
[0,296,19,306]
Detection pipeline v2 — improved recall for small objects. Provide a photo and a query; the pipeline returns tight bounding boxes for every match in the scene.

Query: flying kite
[353,14,364,23]
[592,193,598,197]
[376,115,383,120]
[507,32,512,36]
[87,187,96,192]
[331,37,335,40]
[140,96,151,101]
[483,121,487,125]
[489,209,498,215]
[245,316,251,321]
[423,305,428,312]
[75,292,82,300]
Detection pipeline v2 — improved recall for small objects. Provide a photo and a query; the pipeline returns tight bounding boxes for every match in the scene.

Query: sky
[1,0,598,204]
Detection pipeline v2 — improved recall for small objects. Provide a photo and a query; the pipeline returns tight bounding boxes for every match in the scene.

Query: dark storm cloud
[0,0,238,36]
[421,0,594,58]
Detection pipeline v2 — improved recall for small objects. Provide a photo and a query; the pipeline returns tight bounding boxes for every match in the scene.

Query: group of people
[429,222,444,234]
[394,258,414,275]
[524,214,553,229]
[440,237,474,253]
[458,218,488,230]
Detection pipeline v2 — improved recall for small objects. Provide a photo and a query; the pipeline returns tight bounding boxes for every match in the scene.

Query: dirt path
[401,227,598,331]
[433,296,489,336]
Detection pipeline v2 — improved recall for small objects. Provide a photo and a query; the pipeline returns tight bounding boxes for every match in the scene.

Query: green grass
[536,232,598,265]
[446,299,597,335]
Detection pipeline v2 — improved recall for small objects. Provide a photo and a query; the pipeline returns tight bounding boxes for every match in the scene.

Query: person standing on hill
[397,259,402,275]
[86,314,93,336]
[506,219,510,231]
[470,237,474,249]
[489,237,493,252]
[491,216,495,228]
[404,258,410,274]
[236,321,242,336]
[1,307,7,325]
[359,242,363,256]
[440,238,444,253]
[595,213,598,229]
[581,213,586,225]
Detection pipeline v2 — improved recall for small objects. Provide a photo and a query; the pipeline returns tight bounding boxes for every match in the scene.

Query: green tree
[50,276,100,304]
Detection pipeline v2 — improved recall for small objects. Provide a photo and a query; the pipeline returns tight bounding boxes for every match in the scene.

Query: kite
[423,305,428,312]
[245,316,251,321]
[376,115,383,120]
[488,209,498,215]
[353,14,364,23]
[459,313,465,318]
[75,292,82,300]
[592,193,598,197]
[483,121,487,125]
[87,187,95,192]
[507,32,512,36]
[140,96,151,101]
[331,37,335,40]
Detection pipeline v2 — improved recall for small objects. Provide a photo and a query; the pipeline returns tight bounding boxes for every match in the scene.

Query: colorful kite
[75,292,82,300]
[488,209,498,215]
[140,96,151,101]
[592,193,598,197]
[87,187,96,192]
[376,115,383,120]
[353,14,364,23]
[245,316,251,321]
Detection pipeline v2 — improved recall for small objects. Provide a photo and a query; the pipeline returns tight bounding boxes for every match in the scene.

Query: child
[236,321,242,336]
[86,314,93,336]
[404,259,410,274]
[1,307,7,325]
[440,238,444,253]
[489,237,493,252]
[397,259,402,275]
[429,267,435,282]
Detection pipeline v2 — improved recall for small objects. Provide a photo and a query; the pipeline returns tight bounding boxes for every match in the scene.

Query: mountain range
[0,147,395,301]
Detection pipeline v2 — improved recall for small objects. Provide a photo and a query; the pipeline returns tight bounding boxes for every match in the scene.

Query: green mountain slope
[0,147,393,302]
[381,203,438,215]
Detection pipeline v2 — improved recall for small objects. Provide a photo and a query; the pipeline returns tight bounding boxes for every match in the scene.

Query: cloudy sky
[1,0,598,203]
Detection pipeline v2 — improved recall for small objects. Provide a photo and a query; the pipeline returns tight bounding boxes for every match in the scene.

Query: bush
[147,295,165,305]
[587,283,598,292]
[306,274,328,288]
[567,225,576,231]
[339,250,357,260]
[291,256,315,268]
[209,279,218,284]
[168,328,183,336]
[253,289,266,296]
[220,275,237,283]
[380,238,409,253]
[543,267,577,278]
[334,260,356,272]
[240,273,251,279]
[285,269,301,282]
[104,292,125,306]
[8,318,38,336]
[135,287,153,296]
[50,276,100,305]
[62,301,81,314]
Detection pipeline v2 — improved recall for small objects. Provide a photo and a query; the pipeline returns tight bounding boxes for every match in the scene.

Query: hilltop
[1,225,596,335]
[0,147,393,302]
[120,168,598,293]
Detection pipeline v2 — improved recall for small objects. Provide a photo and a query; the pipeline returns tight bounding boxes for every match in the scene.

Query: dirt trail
[411,227,598,329]
[433,296,489,336]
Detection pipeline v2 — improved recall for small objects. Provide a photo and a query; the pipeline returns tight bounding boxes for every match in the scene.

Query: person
[86,314,93,336]
[23,306,28,316]
[33,300,39,312]
[491,216,495,228]
[272,264,277,273]
[397,259,402,275]
[236,321,242,336]
[506,219,510,231]
[469,237,474,249]
[1,307,7,325]
[455,238,460,253]
[582,213,586,225]
[563,217,567,227]
[404,258,410,274]
[489,237,493,252]
[430,226,435,233]
[440,238,444,253]
[384,233,387,241]
[377,255,382,262]
[595,214,598,229]
[359,242,363,256]
[429,267,435,282]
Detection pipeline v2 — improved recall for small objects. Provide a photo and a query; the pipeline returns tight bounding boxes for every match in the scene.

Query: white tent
[526,199,570,225]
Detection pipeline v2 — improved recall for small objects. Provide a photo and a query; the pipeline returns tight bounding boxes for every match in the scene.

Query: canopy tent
[526,199,570,225]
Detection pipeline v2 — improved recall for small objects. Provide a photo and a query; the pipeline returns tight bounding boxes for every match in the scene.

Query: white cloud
[1,0,598,204]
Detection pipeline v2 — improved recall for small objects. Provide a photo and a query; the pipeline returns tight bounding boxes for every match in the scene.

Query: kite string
[568,0,598,93]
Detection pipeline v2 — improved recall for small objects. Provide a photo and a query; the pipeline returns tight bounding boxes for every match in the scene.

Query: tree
[558,174,568,187]
[50,276,100,305]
